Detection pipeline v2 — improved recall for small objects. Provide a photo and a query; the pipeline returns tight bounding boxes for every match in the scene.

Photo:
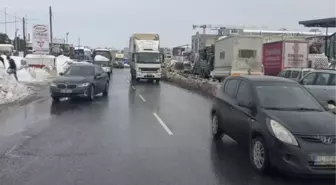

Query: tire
[88,85,95,101]
[148,79,154,83]
[136,78,140,82]
[52,96,60,102]
[156,79,160,84]
[250,136,271,174]
[211,113,225,140]
[103,82,109,96]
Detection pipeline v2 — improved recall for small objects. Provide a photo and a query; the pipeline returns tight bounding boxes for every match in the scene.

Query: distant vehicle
[278,68,314,82]
[0,44,14,56]
[211,75,335,175]
[93,54,113,78]
[50,63,109,102]
[129,33,162,83]
[299,69,336,109]
[25,54,56,68]
[263,40,309,76]
[74,47,92,60]
[113,53,124,68]
[183,61,192,73]
[211,36,264,81]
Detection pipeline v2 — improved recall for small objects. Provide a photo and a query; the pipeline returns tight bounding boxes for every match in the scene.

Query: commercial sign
[32,24,49,54]
[53,38,65,44]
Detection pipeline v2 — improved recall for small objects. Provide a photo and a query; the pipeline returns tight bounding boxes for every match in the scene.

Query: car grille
[57,84,77,89]
[296,134,336,144]
[140,68,159,72]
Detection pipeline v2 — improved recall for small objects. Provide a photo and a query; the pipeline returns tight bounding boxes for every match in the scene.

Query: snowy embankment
[0,56,32,104]
[0,55,54,104]
[162,64,219,97]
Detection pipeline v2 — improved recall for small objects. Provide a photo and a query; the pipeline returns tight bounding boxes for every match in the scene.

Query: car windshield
[256,84,323,111]
[64,66,94,76]
[136,53,160,63]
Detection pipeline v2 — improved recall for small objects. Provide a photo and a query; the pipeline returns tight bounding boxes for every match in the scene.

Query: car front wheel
[88,85,95,101]
[212,113,224,140]
[103,82,109,96]
[250,136,270,173]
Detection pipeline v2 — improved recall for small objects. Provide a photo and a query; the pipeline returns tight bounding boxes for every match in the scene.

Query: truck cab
[92,49,113,78]
[129,33,162,82]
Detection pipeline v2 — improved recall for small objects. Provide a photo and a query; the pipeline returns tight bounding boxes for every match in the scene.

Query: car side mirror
[94,74,101,79]
[59,72,64,76]
[238,101,253,109]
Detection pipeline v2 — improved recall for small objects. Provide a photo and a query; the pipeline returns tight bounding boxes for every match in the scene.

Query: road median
[162,68,219,98]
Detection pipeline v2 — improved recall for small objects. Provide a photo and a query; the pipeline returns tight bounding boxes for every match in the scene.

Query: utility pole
[4,7,7,34]
[23,17,27,56]
[49,6,53,53]
[14,14,17,50]
[66,32,69,44]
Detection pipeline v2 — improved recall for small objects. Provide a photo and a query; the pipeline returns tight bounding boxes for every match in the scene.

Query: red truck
[262,40,309,76]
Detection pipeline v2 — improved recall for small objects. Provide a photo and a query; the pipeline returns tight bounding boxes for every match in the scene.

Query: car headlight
[50,82,57,87]
[157,68,161,73]
[269,120,298,146]
[77,83,90,87]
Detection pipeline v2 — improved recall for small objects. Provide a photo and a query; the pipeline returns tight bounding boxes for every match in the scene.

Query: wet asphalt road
[0,69,334,185]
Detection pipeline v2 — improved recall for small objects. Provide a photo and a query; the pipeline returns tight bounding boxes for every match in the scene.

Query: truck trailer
[262,40,309,76]
[211,35,264,81]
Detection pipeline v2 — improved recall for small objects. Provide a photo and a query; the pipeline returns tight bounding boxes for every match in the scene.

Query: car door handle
[229,106,234,111]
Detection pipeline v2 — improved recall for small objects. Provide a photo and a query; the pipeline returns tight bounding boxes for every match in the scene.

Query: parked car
[299,69,336,109]
[278,68,314,82]
[211,75,335,175]
[50,63,109,102]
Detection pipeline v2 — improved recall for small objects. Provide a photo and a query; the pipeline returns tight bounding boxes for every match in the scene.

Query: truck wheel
[136,78,140,82]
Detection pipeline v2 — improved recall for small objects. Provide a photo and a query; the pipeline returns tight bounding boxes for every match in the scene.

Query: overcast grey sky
[1,0,335,49]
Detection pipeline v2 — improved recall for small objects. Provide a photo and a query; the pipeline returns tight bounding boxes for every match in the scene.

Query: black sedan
[50,63,109,102]
[211,75,335,176]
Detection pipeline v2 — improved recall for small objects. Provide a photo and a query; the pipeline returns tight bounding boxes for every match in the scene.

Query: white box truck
[129,33,162,82]
[211,35,264,81]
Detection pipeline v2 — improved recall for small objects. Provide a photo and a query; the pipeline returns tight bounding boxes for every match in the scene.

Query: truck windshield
[94,51,111,60]
[93,60,110,67]
[136,53,160,63]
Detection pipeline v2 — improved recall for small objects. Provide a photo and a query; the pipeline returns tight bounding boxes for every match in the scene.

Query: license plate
[314,156,336,165]
[61,89,72,93]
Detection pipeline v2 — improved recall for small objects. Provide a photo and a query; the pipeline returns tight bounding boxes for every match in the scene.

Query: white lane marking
[138,94,146,102]
[153,113,173,135]
[132,86,136,90]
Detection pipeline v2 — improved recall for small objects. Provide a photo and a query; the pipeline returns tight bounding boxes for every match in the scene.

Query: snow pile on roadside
[56,55,74,75]
[0,55,53,83]
[162,67,219,97]
[0,68,32,104]
[94,55,109,61]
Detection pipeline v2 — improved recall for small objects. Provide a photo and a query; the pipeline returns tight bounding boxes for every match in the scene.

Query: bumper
[136,72,161,79]
[267,136,336,176]
[50,86,90,98]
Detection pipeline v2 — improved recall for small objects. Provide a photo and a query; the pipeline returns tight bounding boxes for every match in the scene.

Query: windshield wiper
[263,107,321,111]
[290,107,321,111]
[263,107,289,110]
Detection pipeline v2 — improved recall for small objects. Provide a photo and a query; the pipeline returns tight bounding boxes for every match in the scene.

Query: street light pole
[66,32,69,44]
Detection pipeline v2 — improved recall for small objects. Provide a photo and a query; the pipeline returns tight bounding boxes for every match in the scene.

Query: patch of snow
[94,55,109,61]
[0,68,32,104]
[55,55,74,75]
